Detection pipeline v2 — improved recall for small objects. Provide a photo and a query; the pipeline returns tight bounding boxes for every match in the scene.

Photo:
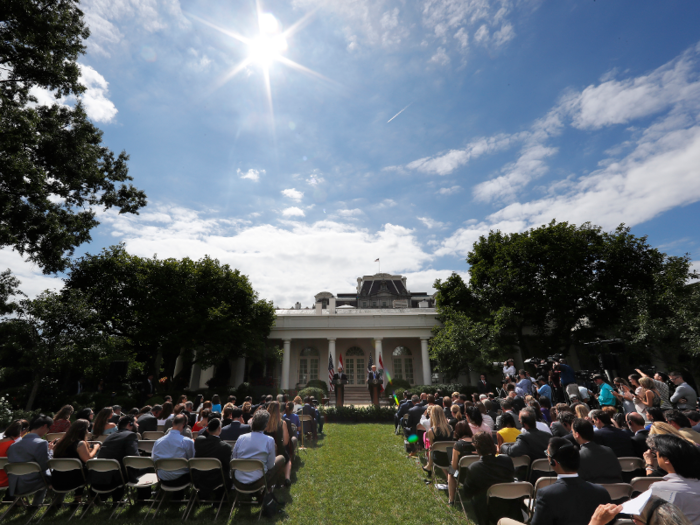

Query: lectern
[333,378,348,408]
[368,379,382,407]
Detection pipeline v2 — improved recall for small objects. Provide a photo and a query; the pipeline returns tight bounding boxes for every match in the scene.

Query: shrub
[320,405,397,423]
[306,379,328,394]
[385,378,411,395]
[298,387,325,401]
[406,384,478,398]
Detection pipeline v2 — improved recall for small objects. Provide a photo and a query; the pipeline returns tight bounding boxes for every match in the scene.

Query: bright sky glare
[5,0,700,307]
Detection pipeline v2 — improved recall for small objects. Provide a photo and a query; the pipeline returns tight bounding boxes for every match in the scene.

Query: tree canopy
[0,0,146,273]
[431,221,699,378]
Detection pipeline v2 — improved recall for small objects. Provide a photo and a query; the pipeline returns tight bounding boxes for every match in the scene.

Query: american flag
[367,353,374,373]
[328,353,335,392]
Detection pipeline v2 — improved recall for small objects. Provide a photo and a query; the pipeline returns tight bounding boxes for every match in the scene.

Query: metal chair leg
[142,489,159,522]
[214,492,226,520]
[228,493,239,523]
[0,498,20,522]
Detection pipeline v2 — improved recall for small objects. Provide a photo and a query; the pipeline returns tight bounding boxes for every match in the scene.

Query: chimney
[294,302,301,310]
[329,297,336,315]
[315,302,322,315]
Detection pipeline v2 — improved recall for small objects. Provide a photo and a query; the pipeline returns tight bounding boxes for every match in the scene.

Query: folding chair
[487,482,534,523]
[152,458,193,520]
[298,415,313,450]
[122,456,159,514]
[46,433,66,442]
[509,455,530,481]
[84,458,127,519]
[526,476,557,514]
[186,458,229,521]
[156,425,165,432]
[630,476,663,496]
[138,440,155,455]
[91,435,109,443]
[47,458,88,520]
[0,457,9,506]
[455,455,480,516]
[0,461,51,524]
[429,441,456,486]
[142,431,165,441]
[528,458,554,482]
[618,456,645,482]
[229,459,268,521]
[600,483,633,503]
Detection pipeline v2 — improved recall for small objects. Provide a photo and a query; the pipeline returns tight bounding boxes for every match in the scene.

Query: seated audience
[684,411,700,433]
[447,421,474,505]
[192,409,210,434]
[7,415,54,505]
[231,410,285,491]
[462,431,520,525]
[448,403,463,430]
[590,409,636,457]
[283,401,300,439]
[242,402,253,424]
[221,407,251,441]
[52,419,100,503]
[0,421,28,489]
[500,409,551,462]
[575,404,590,419]
[539,397,552,424]
[109,406,123,425]
[442,397,452,421]
[211,394,222,414]
[466,406,491,435]
[531,437,611,525]
[496,398,521,430]
[496,412,521,452]
[164,403,185,431]
[665,410,700,445]
[552,411,575,439]
[264,401,292,487]
[484,399,500,424]
[627,412,650,457]
[573,418,623,484]
[193,418,232,501]
[529,400,552,434]
[221,405,234,428]
[475,402,495,430]
[301,397,320,440]
[137,405,162,433]
[644,434,700,525]
[152,414,195,499]
[92,415,140,503]
[92,406,117,438]
[75,408,94,432]
[156,401,174,426]
[423,406,453,474]
[50,405,74,434]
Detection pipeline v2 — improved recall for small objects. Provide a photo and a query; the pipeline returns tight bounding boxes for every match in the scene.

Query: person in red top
[49,405,74,434]
[0,420,26,487]
[192,409,210,434]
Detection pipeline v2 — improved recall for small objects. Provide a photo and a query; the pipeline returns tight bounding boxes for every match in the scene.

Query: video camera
[524,354,565,374]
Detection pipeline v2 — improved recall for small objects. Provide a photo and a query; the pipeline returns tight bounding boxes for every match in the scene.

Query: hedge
[297,387,325,401]
[320,405,397,423]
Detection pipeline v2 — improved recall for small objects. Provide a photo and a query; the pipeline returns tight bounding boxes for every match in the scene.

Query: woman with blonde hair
[448,403,463,429]
[635,377,662,417]
[648,422,696,444]
[264,401,292,486]
[242,402,253,423]
[423,405,454,474]
[91,407,117,438]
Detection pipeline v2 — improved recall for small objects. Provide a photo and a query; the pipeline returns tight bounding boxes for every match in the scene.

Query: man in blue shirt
[593,375,616,408]
[536,376,553,403]
[152,414,195,499]
[557,360,576,386]
[515,370,533,397]
[232,410,285,491]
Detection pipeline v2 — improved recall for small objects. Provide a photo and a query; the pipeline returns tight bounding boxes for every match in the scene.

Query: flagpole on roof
[375,258,380,273]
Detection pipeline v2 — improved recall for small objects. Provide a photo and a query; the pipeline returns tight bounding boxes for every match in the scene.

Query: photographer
[502,359,516,380]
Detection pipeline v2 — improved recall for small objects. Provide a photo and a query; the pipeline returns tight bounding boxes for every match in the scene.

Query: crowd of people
[396,368,700,525]
[0,392,325,517]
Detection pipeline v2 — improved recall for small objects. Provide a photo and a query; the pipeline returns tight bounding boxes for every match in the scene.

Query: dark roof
[337,293,356,297]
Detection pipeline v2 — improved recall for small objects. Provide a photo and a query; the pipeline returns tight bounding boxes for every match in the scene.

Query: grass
[2,424,473,525]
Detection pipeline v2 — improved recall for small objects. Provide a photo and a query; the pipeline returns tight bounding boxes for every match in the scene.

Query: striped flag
[367,353,374,373]
[328,353,335,392]
[378,354,387,393]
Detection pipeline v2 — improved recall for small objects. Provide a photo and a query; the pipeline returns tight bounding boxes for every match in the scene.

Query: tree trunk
[26,370,41,411]
[154,348,163,378]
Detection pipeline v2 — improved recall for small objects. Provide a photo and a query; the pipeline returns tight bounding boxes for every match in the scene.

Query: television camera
[523,354,565,375]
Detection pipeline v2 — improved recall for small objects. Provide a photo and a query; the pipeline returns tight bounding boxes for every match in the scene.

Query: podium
[368,379,382,407]
[333,378,348,408]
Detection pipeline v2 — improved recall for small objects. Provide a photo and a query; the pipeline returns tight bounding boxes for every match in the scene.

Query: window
[382,301,386,307]
[392,346,414,384]
[362,302,367,307]
[299,347,319,384]
[345,347,365,385]
[372,301,377,307]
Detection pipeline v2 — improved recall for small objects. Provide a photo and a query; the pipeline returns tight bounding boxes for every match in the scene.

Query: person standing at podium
[367,365,382,403]
[332,366,348,382]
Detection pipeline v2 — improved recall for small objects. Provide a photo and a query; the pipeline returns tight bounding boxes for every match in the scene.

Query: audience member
[211,394,222,414]
[92,415,140,504]
[530,437,611,525]
[612,377,636,414]
[496,412,521,451]
[157,401,174,426]
[627,412,650,456]
[137,405,162,433]
[221,405,234,428]
[669,372,698,411]
[529,401,552,434]
[537,376,553,404]
[516,369,534,397]
[109,405,123,425]
[264,401,292,487]
[447,421,474,505]
[475,402,495,430]
[193,417,232,501]
[637,377,663,415]
[242,402,253,424]
[221,407,251,441]
[282,402,300,439]
[575,404,590,419]
[423,407,453,474]
[52,419,100,503]
[593,376,616,408]
[665,410,700,445]
[75,408,94,432]
[589,409,636,457]
[0,421,26,489]
[496,398,521,430]
[192,409,210,434]
[551,410,575,438]
[92,406,117,438]
[500,409,551,462]
[152,414,195,499]
[448,403,463,430]
[50,405,73,434]
[466,406,491,435]
[685,411,700,433]
[637,369,674,410]
[7,415,54,505]
[231,410,285,491]
[572,418,623,484]
[301,397,319,440]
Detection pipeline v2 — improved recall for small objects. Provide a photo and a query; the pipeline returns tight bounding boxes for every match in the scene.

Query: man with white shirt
[151,414,195,499]
[231,410,285,491]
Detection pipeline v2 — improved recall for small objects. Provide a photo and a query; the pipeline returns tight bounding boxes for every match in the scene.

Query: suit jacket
[578,441,623,484]
[406,404,426,432]
[476,380,493,395]
[137,412,158,433]
[396,401,413,423]
[550,421,569,438]
[220,421,251,441]
[511,396,526,412]
[7,433,49,496]
[94,429,139,485]
[594,425,636,458]
[193,433,232,490]
[500,427,551,461]
[332,373,348,381]
[463,455,521,525]
[631,429,650,457]
[366,371,382,386]
[531,477,611,525]
[109,413,121,425]
[496,410,522,430]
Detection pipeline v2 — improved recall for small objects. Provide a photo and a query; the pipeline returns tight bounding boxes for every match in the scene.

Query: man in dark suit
[495,398,521,430]
[395,391,412,429]
[550,411,574,438]
[92,416,140,503]
[332,366,348,382]
[7,415,54,505]
[366,365,382,402]
[572,419,623,484]
[500,409,551,462]
[109,405,123,425]
[590,409,636,457]
[221,407,251,441]
[476,374,493,396]
[406,396,426,433]
[463,431,520,525]
[531,437,611,525]
[301,397,318,440]
[141,374,155,403]
[627,412,650,457]
[137,405,162,433]
[193,418,232,501]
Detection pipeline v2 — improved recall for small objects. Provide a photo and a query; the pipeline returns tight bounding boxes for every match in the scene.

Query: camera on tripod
[524,353,564,374]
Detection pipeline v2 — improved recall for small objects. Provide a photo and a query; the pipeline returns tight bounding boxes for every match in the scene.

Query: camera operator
[555,359,580,400]
[502,359,516,380]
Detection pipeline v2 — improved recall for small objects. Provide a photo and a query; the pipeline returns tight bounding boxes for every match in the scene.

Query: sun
[248,33,288,68]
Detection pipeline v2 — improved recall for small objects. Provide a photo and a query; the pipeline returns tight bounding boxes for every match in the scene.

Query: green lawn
[2,424,473,525]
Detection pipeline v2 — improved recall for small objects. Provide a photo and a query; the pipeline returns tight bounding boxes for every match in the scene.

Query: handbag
[262,491,280,517]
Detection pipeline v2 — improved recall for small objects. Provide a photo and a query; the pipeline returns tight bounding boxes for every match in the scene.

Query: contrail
[387,102,412,123]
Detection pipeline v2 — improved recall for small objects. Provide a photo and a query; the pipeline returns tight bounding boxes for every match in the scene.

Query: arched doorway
[298,347,319,385]
[392,346,414,385]
[344,346,365,386]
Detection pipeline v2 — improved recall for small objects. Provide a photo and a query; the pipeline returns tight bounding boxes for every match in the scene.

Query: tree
[0,0,146,273]
[64,245,277,378]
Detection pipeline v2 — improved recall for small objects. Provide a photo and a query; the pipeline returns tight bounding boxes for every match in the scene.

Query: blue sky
[6,0,700,306]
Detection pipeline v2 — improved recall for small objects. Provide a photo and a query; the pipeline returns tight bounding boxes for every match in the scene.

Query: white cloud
[430,47,451,66]
[473,24,489,44]
[306,172,325,186]
[0,250,63,300]
[376,199,398,208]
[418,217,446,229]
[101,203,435,306]
[282,188,304,202]
[336,208,363,217]
[437,185,462,195]
[281,207,306,217]
[238,168,264,182]
[454,27,469,49]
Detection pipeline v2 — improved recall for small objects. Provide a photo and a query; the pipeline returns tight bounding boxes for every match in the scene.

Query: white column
[328,338,336,368]
[281,340,291,390]
[173,349,184,378]
[374,338,383,368]
[235,357,246,386]
[421,338,432,385]
[199,365,215,388]
[189,350,201,390]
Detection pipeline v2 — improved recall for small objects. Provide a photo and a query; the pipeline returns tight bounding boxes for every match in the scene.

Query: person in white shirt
[503,359,517,379]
